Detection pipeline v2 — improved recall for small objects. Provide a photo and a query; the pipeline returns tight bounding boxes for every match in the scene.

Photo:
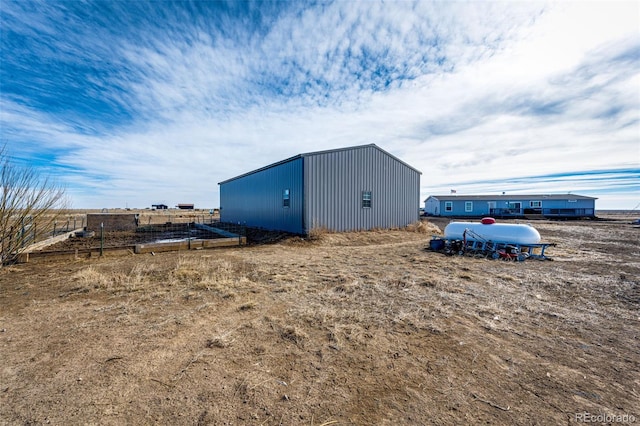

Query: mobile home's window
[445,201,453,212]
[530,201,541,208]
[465,201,473,212]
[283,189,290,207]
[362,191,372,208]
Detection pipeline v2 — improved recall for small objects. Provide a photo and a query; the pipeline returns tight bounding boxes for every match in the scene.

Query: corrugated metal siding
[220,158,304,234]
[304,145,420,232]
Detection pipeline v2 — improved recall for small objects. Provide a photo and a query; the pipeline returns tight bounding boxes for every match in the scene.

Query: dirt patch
[1,217,638,424]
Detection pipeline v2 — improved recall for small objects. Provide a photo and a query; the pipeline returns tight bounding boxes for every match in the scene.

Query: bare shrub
[0,145,68,265]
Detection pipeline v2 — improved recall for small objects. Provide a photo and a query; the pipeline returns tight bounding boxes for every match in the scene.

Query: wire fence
[37,216,247,251]
[4,215,87,249]
[133,219,247,244]
[2,212,253,264]
[3,213,305,266]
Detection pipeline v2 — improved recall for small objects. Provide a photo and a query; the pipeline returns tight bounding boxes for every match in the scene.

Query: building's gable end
[304,145,420,232]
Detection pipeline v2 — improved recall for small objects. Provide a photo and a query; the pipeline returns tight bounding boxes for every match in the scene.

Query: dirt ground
[1,215,638,425]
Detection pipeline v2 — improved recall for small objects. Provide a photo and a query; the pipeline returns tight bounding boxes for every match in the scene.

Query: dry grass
[307,225,332,241]
[71,263,152,292]
[405,220,442,234]
[307,220,441,243]
[1,217,638,425]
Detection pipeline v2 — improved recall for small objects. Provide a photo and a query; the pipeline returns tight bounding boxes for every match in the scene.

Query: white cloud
[2,1,638,210]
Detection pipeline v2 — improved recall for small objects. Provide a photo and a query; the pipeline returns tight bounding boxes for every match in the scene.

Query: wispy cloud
[1,1,638,209]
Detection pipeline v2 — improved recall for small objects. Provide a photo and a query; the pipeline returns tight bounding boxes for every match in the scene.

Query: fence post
[100,222,104,256]
[21,218,25,248]
[53,221,57,238]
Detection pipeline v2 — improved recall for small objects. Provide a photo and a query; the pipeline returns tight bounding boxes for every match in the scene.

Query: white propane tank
[444,220,541,245]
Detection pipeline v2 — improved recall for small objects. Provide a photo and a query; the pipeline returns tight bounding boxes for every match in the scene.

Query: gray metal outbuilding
[218,144,421,234]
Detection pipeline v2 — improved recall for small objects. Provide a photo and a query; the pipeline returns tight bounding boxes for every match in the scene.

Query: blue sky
[1,1,639,210]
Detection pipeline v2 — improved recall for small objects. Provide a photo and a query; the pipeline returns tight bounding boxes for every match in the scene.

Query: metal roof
[425,194,597,202]
[218,144,421,185]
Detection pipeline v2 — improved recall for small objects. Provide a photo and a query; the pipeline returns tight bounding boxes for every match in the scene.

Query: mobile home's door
[487,201,496,215]
[507,202,522,214]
